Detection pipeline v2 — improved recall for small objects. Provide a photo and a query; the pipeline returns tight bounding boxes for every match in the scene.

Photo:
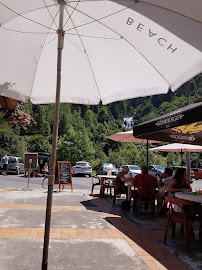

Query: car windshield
[104,163,115,169]
[129,166,141,170]
[9,157,17,163]
[77,162,89,166]
[154,165,164,171]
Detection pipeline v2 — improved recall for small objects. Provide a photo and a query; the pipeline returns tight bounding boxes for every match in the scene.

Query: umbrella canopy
[150,143,202,152]
[106,131,160,143]
[107,130,161,165]
[0,1,202,105]
[133,102,202,145]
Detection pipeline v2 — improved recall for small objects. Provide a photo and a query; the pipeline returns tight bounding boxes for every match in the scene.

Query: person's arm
[159,178,165,187]
[167,179,186,193]
[121,176,133,182]
[153,176,159,190]
[130,175,137,187]
[185,178,192,192]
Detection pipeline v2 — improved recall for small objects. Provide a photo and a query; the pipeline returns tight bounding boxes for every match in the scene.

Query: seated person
[157,167,173,212]
[159,167,173,188]
[114,166,130,196]
[42,163,49,176]
[167,168,198,232]
[167,167,191,195]
[131,165,159,209]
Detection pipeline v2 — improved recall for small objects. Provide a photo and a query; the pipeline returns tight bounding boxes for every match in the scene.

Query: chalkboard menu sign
[55,161,73,191]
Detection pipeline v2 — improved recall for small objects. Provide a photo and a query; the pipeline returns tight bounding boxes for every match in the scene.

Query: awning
[133,102,202,145]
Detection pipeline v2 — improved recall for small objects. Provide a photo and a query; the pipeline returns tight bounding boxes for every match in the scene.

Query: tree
[26,135,51,153]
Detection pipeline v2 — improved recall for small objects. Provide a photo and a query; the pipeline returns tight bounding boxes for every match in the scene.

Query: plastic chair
[164,196,199,252]
[100,177,114,197]
[91,175,100,194]
[112,184,128,205]
[133,187,156,217]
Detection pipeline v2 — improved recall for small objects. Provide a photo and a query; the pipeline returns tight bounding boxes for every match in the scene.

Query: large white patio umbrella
[150,142,202,169]
[1,1,202,104]
[150,143,202,153]
[0,1,202,269]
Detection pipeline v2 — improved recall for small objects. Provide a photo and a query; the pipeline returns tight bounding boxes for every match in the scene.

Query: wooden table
[96,175,116,197]
[175,192,202,248]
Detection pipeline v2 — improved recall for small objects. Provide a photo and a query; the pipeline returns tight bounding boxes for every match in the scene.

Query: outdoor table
[96,175,116,197]
[125,181,133,201]
[175,192,202,248]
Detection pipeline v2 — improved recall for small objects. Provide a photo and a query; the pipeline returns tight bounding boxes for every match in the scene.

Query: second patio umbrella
[107,131,161,165]
[149,142,202,166]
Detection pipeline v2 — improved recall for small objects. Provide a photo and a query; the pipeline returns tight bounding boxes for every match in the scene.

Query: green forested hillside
[1,74,202,168]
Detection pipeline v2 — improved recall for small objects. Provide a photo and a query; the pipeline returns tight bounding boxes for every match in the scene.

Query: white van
[0,156,24,175]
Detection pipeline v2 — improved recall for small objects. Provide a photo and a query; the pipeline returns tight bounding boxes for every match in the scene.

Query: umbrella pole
[186,82,191,181]
[180,149,183,166]
[146,139,149,165]
[41,1,65,270]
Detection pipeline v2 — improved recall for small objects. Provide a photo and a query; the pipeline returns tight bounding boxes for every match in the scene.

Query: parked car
[71,161,92,177]
[119,165,141,178]
[171,166,186,173]
[191,168,202,180]
[148,165,165,180]
[171,166,194,179]
[95,163,118,175]
[0,156,24,175]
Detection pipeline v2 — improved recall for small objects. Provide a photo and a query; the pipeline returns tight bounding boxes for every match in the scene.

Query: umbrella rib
[0,26,56,35]
[42,0,58,29]
[64,35,85,53]
[0,4,57,26]
[64,4,171,88]
[64,2,136,35]
[0,2,57,32]
[63,0,81,29]
[29,10,60,99]
[64,32,121,40]
[65,7,102,101]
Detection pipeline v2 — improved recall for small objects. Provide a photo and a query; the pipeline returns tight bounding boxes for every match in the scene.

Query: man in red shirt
[131,165,159,211]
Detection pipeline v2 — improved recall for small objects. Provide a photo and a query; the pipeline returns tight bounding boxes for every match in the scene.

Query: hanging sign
[24,153,38,169]
[55,161,73,192]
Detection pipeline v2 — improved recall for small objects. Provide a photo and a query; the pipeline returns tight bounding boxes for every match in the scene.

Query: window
[77,162,89,166]
[129,166,141,170]
[9,157,16,163]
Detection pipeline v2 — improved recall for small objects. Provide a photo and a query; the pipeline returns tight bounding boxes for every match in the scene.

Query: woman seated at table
[167,167,199,234]
[167,167,192,195]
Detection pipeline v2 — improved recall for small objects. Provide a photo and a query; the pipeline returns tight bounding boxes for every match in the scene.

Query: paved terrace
[0,187,201,270]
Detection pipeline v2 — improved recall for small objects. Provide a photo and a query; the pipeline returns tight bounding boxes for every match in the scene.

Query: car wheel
[156,174,160,180]
[195,177,198,180]
[129,173,133,178]
[16,168,20,175]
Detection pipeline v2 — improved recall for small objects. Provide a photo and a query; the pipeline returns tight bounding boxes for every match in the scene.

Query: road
[0,173,202,192]
[0,173,101,192]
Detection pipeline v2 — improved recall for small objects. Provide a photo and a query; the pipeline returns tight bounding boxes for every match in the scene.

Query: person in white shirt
[159,167,173,188]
